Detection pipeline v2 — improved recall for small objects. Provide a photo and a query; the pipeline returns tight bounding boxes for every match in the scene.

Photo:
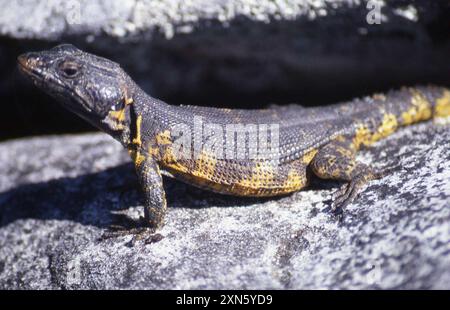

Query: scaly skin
[17,44,450,239]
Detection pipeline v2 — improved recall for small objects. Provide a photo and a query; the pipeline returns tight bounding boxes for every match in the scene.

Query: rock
[0,120,449,289]
[1,0,449,140]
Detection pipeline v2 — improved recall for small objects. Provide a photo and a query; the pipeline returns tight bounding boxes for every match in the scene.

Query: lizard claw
[99,216,163,245]
[331,165,393,216]
[372,164,399,179]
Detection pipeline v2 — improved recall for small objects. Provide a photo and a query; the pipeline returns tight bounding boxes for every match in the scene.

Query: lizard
[17,44,450,240]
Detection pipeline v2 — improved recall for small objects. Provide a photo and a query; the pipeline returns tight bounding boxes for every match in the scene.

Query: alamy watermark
[13,0,82,25]
[65,0,82,25]
[169,116,280,161]
[366,0,383,25]
[66,256,82,286]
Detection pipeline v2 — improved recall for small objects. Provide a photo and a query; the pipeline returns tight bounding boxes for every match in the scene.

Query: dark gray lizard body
[17,44,450,237]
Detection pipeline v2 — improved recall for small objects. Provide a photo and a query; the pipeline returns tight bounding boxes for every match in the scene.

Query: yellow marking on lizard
[160,145,190,174]
[372,113,398,142]
[107,94,134,130]
[353,113,398,148]
[191,151,218,182]
[155,129,192,174]
[353,125,370,149]
[132,115,142,147]
[125,96,133,105]
[109,108,126,122]
[155,130,172,145]
[336,145,354,158]
[401,89,432,125]
[108,107,126,131]
[233,162,277,195]
[166,151,225,192]
[128,148,146,167]
[148,146,160,157]
[147,130,173,160]
[302,149,318,164]
[283,167,308,191]
[334,135,346,142]
[434,89,450,119]
[109,93,134,122]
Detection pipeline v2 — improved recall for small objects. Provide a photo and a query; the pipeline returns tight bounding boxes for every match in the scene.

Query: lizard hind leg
[309,137,383,213]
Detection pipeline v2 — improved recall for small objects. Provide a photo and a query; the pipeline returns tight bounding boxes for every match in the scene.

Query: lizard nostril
[17,53,42,70]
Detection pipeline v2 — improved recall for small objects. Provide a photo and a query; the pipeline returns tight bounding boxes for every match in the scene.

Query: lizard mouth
[17,53,45,80]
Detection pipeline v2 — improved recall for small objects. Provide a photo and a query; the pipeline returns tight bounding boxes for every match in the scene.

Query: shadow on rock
[0,163,280,229]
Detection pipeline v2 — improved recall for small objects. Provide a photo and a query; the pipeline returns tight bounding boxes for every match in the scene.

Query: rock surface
[0,120,449,289]
[0,0,437,40]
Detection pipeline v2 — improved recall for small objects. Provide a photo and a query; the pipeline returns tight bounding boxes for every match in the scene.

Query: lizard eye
[58,61,81,78]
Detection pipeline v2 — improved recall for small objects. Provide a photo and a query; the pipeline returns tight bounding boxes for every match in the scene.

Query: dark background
[1,0,449,141]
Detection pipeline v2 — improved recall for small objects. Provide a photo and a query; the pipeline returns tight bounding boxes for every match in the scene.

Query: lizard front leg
[102,155,166,244]
[135,157,167,229]
[309,137,386,212]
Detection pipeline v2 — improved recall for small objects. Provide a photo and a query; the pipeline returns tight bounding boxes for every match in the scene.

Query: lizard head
[18,44,133,136]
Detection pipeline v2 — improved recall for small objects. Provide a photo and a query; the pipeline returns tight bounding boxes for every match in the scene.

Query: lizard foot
[331,166,393,215]
[100,217,163,245]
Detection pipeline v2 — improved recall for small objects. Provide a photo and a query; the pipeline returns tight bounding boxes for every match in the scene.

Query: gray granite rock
[0,120,449,289]
[0,0,406,40]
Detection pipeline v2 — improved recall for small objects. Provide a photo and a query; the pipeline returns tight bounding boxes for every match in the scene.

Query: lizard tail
[396,86,450,126]
[431,87,450,119]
